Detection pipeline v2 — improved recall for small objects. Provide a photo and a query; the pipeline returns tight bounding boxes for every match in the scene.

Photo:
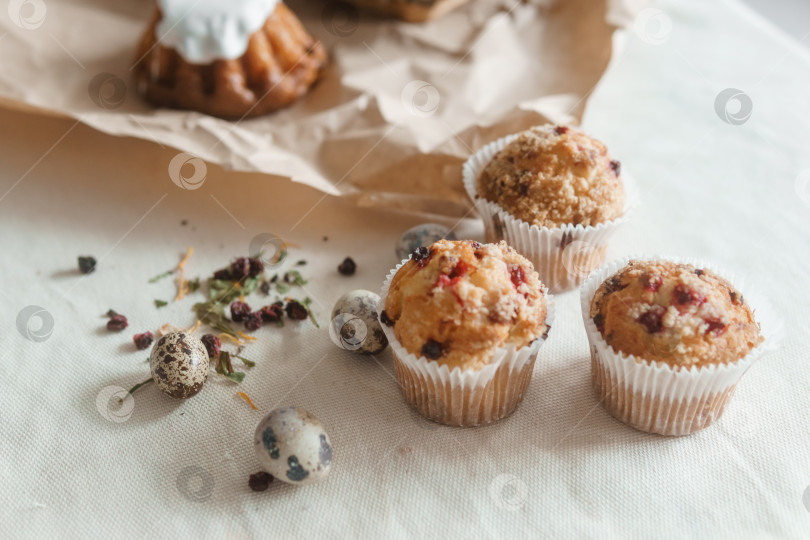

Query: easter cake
[133,0,326,119]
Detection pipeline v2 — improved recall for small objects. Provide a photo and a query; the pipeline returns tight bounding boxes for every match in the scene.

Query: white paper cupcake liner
[378,258,556,427]
[462,132,638,293]
[580,255,782,436]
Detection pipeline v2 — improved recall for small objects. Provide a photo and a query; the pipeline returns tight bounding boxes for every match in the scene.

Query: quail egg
[254,407,333,485]
[149,332,209,399]
[330,290,388,355]
[395,223,456,261]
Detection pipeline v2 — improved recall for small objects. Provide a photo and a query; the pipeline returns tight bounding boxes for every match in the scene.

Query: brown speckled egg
[149,332,209,399]
[254,407,333,485]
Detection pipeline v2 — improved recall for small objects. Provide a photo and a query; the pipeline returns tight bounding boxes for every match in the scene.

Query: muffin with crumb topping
[379,239,552,426]
[582,258,767,436]
[464,125,632,292]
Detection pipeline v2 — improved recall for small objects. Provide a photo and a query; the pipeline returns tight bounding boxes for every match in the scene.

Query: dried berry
[604,275,626,294]
[201,334,221,358]
[285,300,308,321]
[640,273,662,292]
[411,246,432,267]
[673,285,705,307]
[259,304,283,323]
[249,471,274,492]
[609,160,621,176]
[554,125,569,135]
[704,318,727,335]
[421,340,444,360]
[244,312,263,332]
[248,258,265,277]
[592,313,605,333]
[337,257,356,276]
[78,256,97,274]
[510,265,526,289]
[637,306,666,334]
[449,261,468,279]
[107,314,128,331]
[259,281,271,295]
[212,268,232,281]
[230,258,252,281]
[694,269,704,277]
[470,241,481,249]
[133,331,154,350]
[379,310,395,327]
[230,301,251,323]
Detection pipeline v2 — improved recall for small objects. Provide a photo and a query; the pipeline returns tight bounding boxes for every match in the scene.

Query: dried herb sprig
[193,302,238,337]
[215,351,245,383]
[128,377,153,395]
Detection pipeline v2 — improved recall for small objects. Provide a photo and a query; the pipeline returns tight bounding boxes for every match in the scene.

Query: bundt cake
[133,0,327,119]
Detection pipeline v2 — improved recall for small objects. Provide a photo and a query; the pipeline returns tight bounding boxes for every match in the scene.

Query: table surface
[1,0,809,538]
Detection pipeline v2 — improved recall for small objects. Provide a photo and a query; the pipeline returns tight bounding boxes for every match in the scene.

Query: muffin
[463,125,633,292]
[379,239,553,426]
[133,0,326,119]
[581,257,768,436]
[343,0,471,22]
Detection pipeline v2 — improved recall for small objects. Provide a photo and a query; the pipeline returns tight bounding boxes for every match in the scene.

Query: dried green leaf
[186,277,201,293]
[148,269,174,283]
[302,297,320,329]
[284,270,308,287]
[275,282,291,294]
[222,372,245,383]
[193,301,238,337]
[208,277,258,304]
[235,355,256,368]
[154,299,168,308]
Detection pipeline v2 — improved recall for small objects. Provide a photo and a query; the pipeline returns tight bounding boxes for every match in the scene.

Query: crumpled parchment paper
[0,0,639,216]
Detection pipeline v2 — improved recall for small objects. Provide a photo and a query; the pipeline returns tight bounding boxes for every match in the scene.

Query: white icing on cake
[156,0,280,64]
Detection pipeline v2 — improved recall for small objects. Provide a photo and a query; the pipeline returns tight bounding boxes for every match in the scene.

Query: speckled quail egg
[149,332,209,399]
[254,407,333,485]
[330,290,388,355]
[395,223,456,261]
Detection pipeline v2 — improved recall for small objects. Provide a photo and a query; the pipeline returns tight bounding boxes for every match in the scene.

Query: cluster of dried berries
[212,257,265,282]
[230,299,310,332]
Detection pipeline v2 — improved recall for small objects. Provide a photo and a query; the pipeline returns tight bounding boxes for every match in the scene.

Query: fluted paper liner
[462,133,638,293]
[580,255,781,436]
[378,259,555,427]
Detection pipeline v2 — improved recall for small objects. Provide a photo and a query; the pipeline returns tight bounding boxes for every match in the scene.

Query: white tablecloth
[1,0,809,537]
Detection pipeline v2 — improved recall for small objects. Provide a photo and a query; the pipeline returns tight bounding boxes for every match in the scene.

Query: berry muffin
[581,257,769,436]
[463,125,633,292]
[133,0,326,119]
[379,239,553,426]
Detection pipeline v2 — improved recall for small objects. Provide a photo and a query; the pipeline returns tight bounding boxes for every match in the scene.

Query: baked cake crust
[589,260,763,368]
[133,3,326,119]
[383,239,549,371]
[476,125,626,228]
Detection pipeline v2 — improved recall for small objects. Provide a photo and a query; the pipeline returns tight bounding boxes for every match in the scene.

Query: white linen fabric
[0,0,808,538]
